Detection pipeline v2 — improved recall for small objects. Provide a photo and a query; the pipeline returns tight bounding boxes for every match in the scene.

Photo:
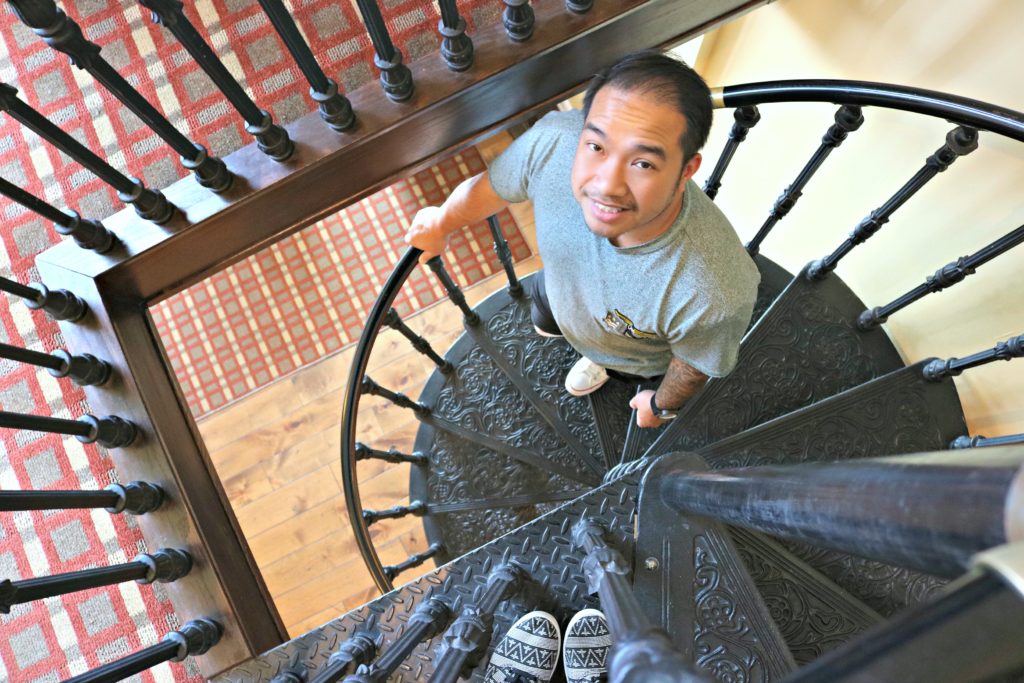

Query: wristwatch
[649,393,680,421]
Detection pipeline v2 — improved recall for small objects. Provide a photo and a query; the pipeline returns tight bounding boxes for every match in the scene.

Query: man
[406,50,759,428]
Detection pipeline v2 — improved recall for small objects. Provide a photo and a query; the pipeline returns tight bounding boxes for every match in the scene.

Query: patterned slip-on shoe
[484,611,561,683]
[563,608,612,683]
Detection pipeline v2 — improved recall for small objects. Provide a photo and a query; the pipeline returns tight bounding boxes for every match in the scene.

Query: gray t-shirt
[489,110,759,378]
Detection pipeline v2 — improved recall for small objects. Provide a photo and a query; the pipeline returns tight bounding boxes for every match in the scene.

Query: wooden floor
[195,132,541,637]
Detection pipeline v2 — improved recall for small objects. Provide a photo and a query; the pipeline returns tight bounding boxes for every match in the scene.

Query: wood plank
[235,462,342,537]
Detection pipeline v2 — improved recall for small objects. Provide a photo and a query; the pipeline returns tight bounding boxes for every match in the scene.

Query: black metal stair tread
[648,263,905,456]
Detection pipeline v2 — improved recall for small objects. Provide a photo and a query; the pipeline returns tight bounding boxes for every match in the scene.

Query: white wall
[692,0,1024,437]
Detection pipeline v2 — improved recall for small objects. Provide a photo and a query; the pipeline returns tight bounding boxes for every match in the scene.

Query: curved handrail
[340,80,1024,596]
[714,80,1024,141]
[341,247,421,593]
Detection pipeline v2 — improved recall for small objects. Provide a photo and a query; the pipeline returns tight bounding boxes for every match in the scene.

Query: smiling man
[406,50,759,428]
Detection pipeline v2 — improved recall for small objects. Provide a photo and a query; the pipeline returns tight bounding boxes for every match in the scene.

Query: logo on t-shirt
[602,309,657,340]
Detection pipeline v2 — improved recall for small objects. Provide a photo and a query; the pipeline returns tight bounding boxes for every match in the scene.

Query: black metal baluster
[425,256,480,325]
[746,105,864,256]
[431,563,523,683]
[382,542,443,582]
[659,449,1024,578]
[64,618,222,683]
[0,342,111,386]
[139,0,293,161]
[7,0,232,192]
[501,0,534,42]
[808,126,979,280]
[565,0,593,14]
[354,0,413,102]
[0,481,163,513]
[0,411,137,448]
[343,597,449,681]
[1,548,191,613]
[923,334,1024,381]
[382,308,453,373]
[360,376,430,415]
[437,0,473,71]
[572,519,703,682]
[256,0,355,131]
[0,177,115,252]
[859,223,1024,330]
[309,632,377,683]
[0,275,87,321]
[487,215,523,297]
[786,544,1024,683]
[355,442,427,465]
[0,83,173,222]
[703,105,759,200]
[362,500,426,526]
[952,433,1024,449]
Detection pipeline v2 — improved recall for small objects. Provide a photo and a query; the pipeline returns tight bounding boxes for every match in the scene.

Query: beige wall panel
[696,0,1024,436]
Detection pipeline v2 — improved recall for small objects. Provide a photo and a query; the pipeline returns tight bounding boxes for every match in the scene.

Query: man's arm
[404,170,511,264]
[629,357,708,428]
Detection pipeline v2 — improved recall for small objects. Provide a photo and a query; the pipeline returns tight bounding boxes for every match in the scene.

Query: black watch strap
[649,392,679,420]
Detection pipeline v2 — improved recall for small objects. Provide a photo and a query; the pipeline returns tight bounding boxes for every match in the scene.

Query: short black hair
[582,50,713,163]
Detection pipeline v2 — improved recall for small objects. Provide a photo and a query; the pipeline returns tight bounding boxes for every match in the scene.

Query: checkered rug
[0,0,527,679]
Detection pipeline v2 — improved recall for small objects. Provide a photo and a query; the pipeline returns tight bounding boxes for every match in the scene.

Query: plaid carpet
[0,0,525,679]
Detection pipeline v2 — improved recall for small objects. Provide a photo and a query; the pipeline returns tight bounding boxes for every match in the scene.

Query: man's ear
[680,152,702,186]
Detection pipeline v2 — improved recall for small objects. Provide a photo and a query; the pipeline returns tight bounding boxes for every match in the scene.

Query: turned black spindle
[0,481,163,513]
[64,618,222,683]
[0,177,115,252]
[808,125,979,280]
[360,376,430,415]
[746,105,864,256]
[501,0,534,42]
[572,519,701,682]
[354,0,413,102]
[139,0,293,161]
[923,334,1024,381]
[425,256,480,325]
[437,0,473,71]
[565,0,593,14]
[0,275,87,321]
[0,83,172,223]
[859,223,1024,330]
[0,411,137,448]
[256,0,354,131]
[309,633,377,683]
[786,547,1024,683]
[659,449,1024,578]
[952,433,1024,450]
[703,105,759,200]
[1,548,191,614]
[0,342,111,386]
[431,563,523,683]
[362,500,426,526]
[354,442,427,465]
[382,542,443,581]
[487,215,523,297]
[7,0,232,192]
[343,598,450,682]
[382,308,453,373]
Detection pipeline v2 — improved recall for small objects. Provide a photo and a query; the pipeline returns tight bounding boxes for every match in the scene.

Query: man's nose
[593,159,627,197]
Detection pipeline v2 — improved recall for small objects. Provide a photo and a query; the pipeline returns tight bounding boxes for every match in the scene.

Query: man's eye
[587,142,602,152]
[635,160,654,170]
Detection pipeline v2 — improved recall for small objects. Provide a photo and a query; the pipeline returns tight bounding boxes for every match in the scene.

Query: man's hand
[629,389,665,429]
[405,206,449,265]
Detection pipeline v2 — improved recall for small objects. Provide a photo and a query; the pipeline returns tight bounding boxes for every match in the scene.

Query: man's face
[571,86,701,248]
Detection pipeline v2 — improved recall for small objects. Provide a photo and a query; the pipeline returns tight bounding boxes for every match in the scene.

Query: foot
[484,611,561,683]
[534,325,564,338]
[563,609,611,683]
[565,357,610,396]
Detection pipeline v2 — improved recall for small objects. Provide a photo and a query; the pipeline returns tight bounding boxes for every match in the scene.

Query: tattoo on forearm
[655,357,708,409]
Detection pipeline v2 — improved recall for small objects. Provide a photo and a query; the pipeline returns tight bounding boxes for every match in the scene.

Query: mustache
[583,191,634,210]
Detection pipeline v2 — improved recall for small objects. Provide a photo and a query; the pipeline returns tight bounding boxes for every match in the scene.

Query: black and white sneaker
[563,608,611,683]
[484,611,561,683]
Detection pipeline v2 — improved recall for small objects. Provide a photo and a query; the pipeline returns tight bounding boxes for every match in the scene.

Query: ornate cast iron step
[650,264,905,456]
